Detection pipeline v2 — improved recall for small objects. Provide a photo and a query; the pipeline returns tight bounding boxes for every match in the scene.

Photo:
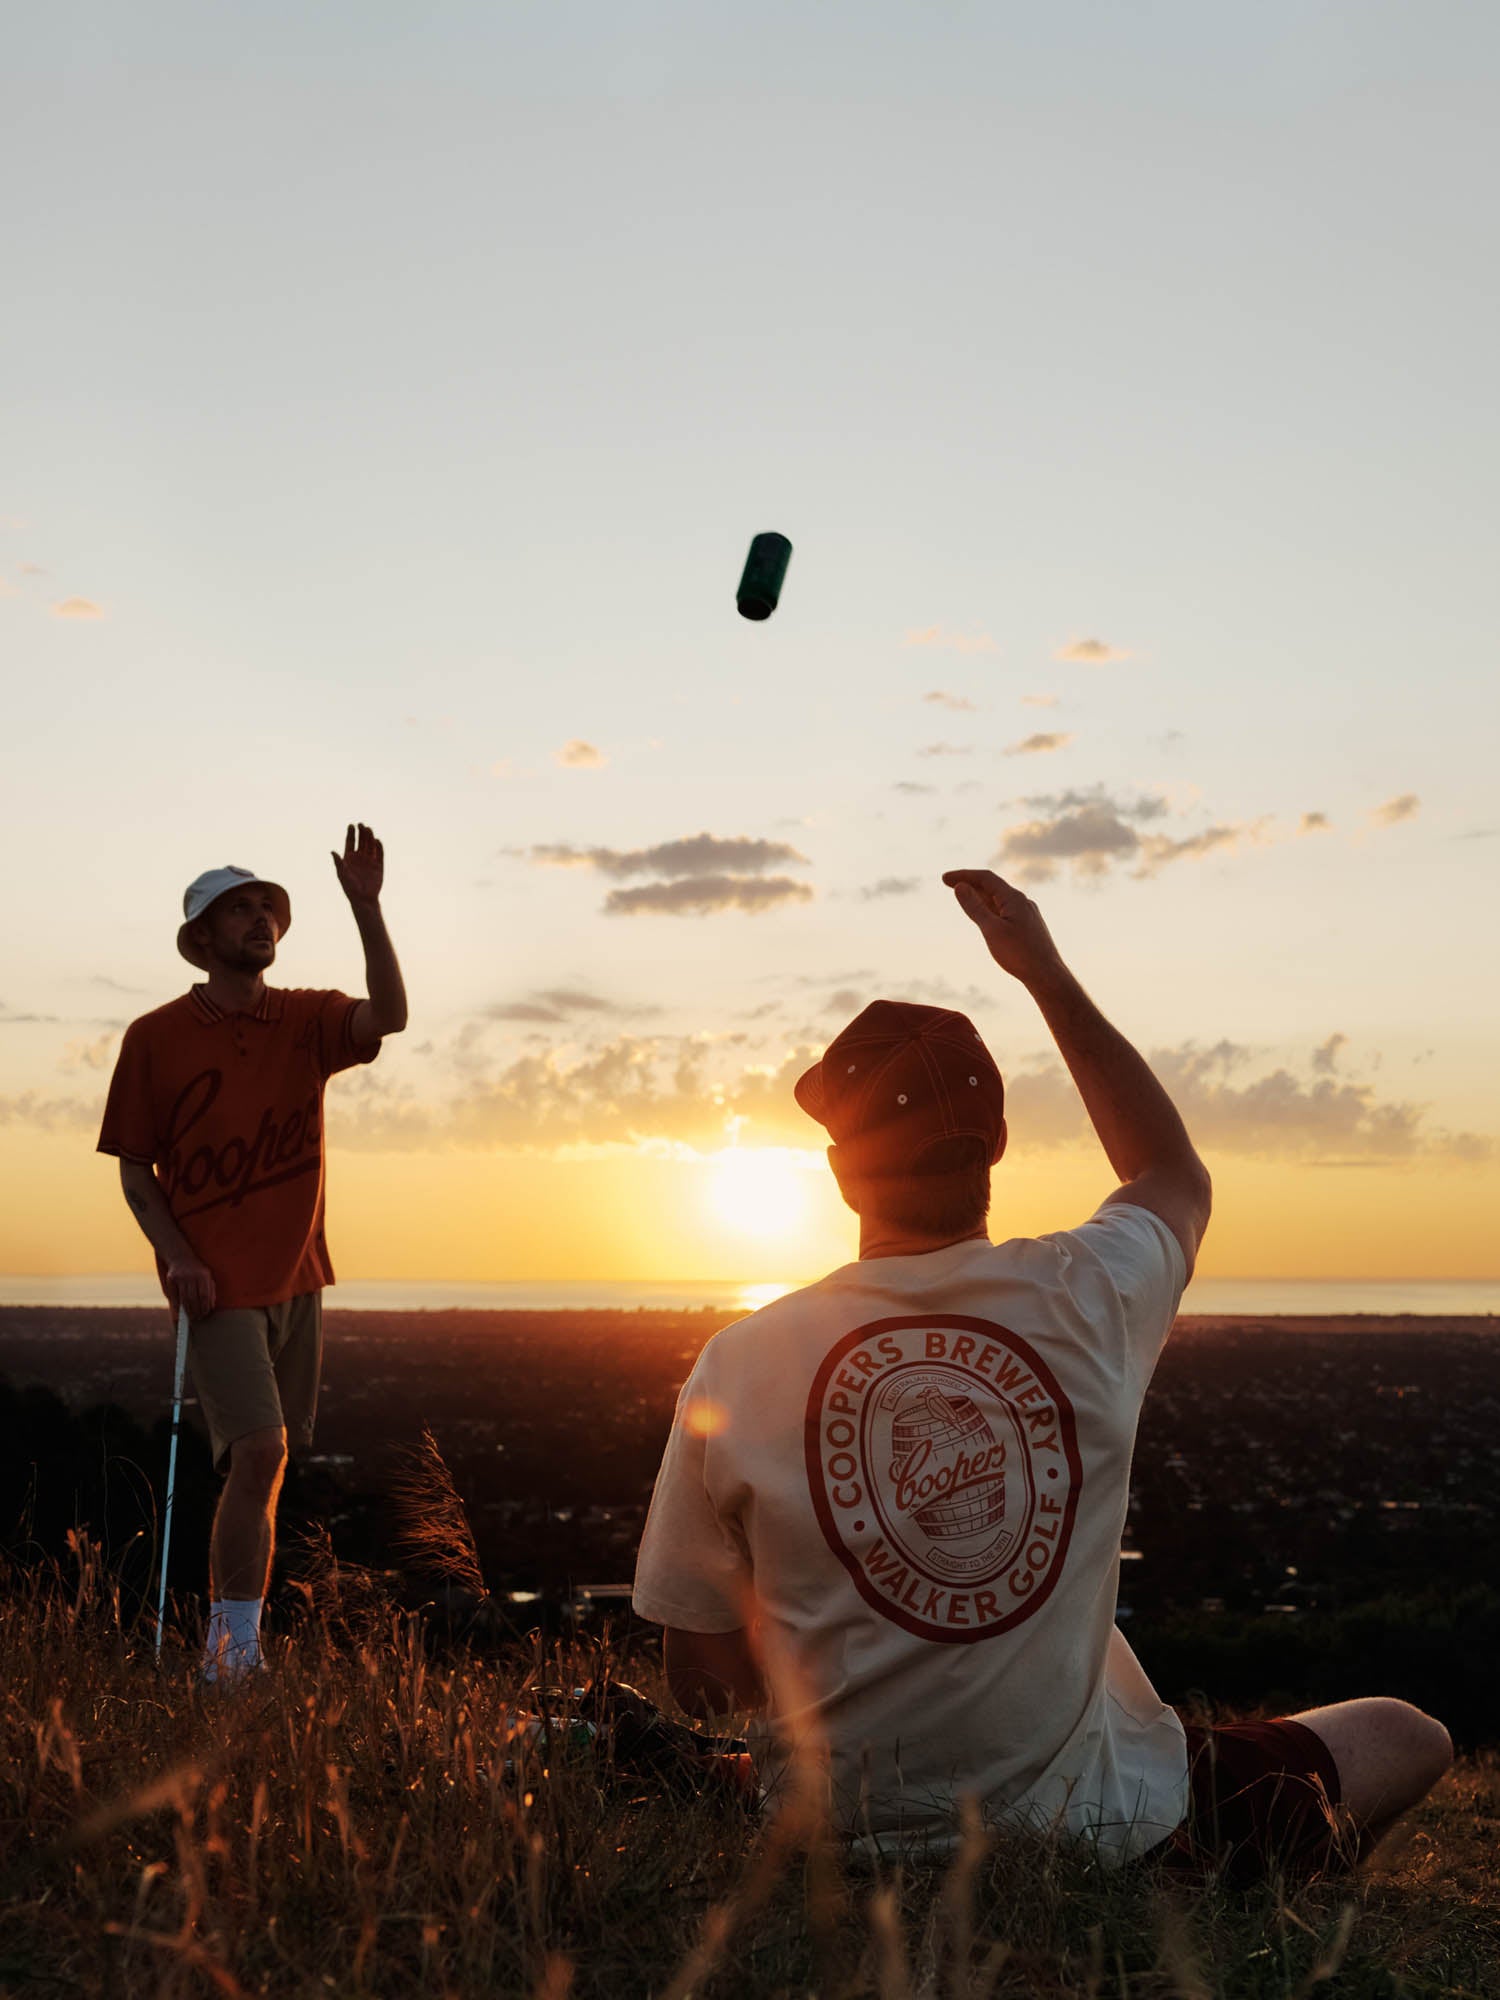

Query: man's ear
[991,1117,1008,1167]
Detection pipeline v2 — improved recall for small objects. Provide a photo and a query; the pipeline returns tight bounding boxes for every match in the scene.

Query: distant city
[2,1304,1496,1634]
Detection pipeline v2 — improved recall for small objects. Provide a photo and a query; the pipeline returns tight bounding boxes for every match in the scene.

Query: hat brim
[177,880,292,969]
[793,1059,827,1125]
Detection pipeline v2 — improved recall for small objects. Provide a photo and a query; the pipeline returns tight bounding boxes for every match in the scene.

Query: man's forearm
[1026,963,1202,1185]
[352,902,408,1033]
[119,1167,198,1266]
[664,1626,766,1718]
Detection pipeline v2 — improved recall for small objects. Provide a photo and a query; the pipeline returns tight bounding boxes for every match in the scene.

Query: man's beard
[223,940,275,974]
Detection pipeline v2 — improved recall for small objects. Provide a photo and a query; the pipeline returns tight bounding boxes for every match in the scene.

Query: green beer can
[736,532,793,621]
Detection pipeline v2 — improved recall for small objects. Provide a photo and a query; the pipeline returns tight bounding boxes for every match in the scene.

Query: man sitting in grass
[633,869,1453,1878]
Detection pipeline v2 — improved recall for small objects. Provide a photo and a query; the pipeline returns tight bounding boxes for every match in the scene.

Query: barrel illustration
[889,1387,1007,1540]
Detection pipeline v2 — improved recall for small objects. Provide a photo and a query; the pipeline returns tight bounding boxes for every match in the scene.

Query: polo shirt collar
[189,984,285,1025]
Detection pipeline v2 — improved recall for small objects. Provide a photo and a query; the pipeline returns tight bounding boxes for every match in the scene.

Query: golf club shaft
[155,1305,189,1659]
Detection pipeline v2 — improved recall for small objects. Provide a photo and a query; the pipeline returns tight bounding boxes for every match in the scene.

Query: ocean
[1,1274,1497,1316]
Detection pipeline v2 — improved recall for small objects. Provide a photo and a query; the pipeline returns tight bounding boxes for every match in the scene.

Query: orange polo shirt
[97,985,379,1310]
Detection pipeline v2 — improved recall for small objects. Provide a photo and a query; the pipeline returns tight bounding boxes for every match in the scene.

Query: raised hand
[942,868,1067,991]
[332,824,384,909]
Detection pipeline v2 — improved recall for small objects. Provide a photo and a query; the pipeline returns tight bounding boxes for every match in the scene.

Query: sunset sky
[3,4,1497,1290]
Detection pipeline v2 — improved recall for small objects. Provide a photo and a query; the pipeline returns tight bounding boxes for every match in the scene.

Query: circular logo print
[804,1315,1082,1643]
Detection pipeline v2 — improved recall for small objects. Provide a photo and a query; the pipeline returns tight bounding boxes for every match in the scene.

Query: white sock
[204,1597,263,1680]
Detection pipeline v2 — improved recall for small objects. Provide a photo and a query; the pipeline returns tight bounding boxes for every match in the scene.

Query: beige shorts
[186,1292,323,1473]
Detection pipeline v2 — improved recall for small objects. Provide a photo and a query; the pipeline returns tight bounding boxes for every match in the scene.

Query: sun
[708,1147,811,1238]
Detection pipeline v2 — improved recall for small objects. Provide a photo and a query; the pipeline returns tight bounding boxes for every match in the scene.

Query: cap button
[897,1093,908,1105]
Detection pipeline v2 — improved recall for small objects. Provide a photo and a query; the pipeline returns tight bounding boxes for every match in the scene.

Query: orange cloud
[555,739,606,769]
[604,875,813,918]
[996,788,1263,883]
[60,1032,119,1073]
[527,833,808,880]
[1299,811,1331,834]
[1054,637,1129,664]
[902,626,999,655]
[1006,1038,1492,1164]
[53,598,103,620]
[1370,793,1420,828]
[1004,731,1074,757]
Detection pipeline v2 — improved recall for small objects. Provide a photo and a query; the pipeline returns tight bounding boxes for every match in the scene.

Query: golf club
[155,1303,189,1661]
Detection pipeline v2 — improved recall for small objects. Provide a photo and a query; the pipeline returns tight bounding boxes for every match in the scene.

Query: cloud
[485,987,653,1025]
[60,1032,118,1073]
[0,1091,101,1133]
[1016,785,1169,823]
[1054,637,1129,664]
[520,831,815,919]
[52,598,103,620]
[19,563,45,575]
[1312,1032,1349,1075]
[859,877,920,900]
[1004,732,1074,757]
[1438,1131,1496,1164]
[554,739,606,769]
[1005,1038,1492,1163]
[79,975,149,996]
[526,833,808,880]
[1021,694,1059,709]
[603,875,813,918]
[996,788,1263,882]
[923,691,979,712]
[902,626,999,654]
[0,580,16,600]
[998,803,1142,881]
[0,1002,61,1025]
[1299,812,1331,834]
[326,1035,822,1156]
[1370,793,1420,828]
[892,781,936,795]
[1136,822,1262,870]
[824,987,865,1014]
[916,742,972,758]
[311,1020,1494,1171]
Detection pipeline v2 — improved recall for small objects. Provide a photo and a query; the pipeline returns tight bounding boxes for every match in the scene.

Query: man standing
[633,869,1451,1877]
[98,825,407,1680]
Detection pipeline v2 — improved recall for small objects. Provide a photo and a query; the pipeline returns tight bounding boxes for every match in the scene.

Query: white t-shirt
[632,1202,1189,1865]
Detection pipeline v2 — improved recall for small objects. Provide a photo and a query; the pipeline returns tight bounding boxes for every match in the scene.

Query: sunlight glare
[709,1147,811,1238]
[737,1281,794,1312]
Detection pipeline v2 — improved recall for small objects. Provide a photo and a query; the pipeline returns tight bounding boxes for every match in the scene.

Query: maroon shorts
[1170,1718,1345,1884]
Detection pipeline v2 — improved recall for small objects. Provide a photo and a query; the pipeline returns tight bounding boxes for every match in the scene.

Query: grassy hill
[1,1547,1495,1999]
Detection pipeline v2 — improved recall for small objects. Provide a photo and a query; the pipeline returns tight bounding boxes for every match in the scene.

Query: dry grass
[1,1541,1496,1999]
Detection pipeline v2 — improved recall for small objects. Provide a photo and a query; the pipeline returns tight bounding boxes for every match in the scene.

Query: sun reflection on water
[736,1281,795,1312]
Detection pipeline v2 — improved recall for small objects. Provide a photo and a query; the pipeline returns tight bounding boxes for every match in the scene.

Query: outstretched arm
[943,868,1211,1275]
[332,823,408,1042]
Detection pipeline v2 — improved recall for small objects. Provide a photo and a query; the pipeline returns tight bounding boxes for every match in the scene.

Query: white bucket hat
[177,866,292,970]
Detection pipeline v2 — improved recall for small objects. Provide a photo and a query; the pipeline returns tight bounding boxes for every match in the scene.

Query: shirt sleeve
[309,990,381,1079]
[632,1358,753,1634]
[1070,1202,1188,1384]
[96,1022,158,1164]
